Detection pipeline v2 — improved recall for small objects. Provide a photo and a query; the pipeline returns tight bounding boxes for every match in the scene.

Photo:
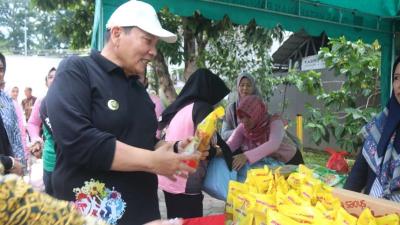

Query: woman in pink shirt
[158,68,232,219]
[227,95,303,171]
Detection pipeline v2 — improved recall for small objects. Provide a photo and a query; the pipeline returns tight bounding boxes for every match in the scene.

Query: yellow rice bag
[375,213,400,225]
[267,209,303,225]
[357,208,377,225]
[278,204,317,224]
[226,181,248,220]
[335,207,358,225]
[233,193,256,225]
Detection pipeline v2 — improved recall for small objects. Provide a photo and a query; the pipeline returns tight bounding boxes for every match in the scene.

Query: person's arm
[343,151,368,192]
[46,57,197,177]
[226,124,245,153]
[26,98,42,142]
[243,119,285,164]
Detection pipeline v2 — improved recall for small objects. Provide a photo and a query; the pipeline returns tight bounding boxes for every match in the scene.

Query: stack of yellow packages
[225,165,399,225]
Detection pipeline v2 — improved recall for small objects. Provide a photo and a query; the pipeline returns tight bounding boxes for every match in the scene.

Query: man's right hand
[151,142,200,180]
[9,157,24,176]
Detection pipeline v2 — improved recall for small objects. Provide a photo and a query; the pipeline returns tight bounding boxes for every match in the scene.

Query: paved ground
[158,189,225,219]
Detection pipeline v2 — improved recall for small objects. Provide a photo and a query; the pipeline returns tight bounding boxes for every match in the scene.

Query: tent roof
[92,0,400,105]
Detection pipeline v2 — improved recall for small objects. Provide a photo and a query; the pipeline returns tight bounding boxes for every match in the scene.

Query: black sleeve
[46,57,116,171]
[0,155,12,171]
[343,151,368,192]
[193,101,233,170]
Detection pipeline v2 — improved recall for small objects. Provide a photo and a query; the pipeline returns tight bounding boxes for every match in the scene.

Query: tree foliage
[0,0,74,53]
[285,37,381,153]
[32,0,93,49]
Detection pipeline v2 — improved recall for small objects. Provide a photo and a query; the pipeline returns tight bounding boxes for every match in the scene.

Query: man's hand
[151,142,200,180]
[177,138,209,160]
[232,153,248,171]
[9,157,24,176]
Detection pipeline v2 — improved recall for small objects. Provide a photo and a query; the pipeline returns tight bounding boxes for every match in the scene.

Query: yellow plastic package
[226,181,248,221]
[335,207,358,225]
[182,106,225,168]
[232,193,256,225]
[375,213,399,225]
[267,209,303,225]
[278,204,317,224]
[357,208,377,225]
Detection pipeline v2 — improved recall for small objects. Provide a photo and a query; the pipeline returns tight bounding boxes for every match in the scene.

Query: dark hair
[45,67,56,82]
[105,26,135,43]
[25,87,32,92]
[0,52,6,73]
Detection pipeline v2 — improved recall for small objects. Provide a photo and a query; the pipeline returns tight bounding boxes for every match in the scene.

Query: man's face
[24,88,32,98]
[115,27,158,77]
[0,60,5,89]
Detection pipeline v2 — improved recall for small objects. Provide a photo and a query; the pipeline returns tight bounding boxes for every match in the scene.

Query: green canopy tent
[91,0,400,105]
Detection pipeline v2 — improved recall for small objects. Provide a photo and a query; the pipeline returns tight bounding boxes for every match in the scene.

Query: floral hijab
[362,58,400,197]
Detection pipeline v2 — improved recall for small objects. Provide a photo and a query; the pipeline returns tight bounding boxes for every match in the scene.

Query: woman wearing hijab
[344,57,400,202]
[226,95,303,171]
[158,68,232,219]
[221,73,261,141]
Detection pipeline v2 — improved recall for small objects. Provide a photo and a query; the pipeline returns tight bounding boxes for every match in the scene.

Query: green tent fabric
[91,0,400,105]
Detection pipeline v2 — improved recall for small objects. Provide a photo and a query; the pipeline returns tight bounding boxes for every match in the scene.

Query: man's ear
[110,27,123,47]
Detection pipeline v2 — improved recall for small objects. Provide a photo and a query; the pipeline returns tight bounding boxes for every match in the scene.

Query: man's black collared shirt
[46,50,159,225]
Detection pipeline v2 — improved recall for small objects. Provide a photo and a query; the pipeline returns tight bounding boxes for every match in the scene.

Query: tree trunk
[183,18,197,81]
[152,52,177,105]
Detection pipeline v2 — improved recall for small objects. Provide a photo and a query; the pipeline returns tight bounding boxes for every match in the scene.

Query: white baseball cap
[106,0,177,43]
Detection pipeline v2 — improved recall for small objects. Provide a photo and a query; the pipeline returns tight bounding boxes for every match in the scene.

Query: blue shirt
[0,91,25,165]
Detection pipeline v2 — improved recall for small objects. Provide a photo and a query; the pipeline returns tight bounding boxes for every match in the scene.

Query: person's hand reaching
[232,153,248,171]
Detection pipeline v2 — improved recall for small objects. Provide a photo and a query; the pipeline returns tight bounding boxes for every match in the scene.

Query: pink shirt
[26,97,42,142]
[13,99,28,153]
[158,103,195,194]
[150,94,164,120]
[227,119,296,164]
[164,103,194,142]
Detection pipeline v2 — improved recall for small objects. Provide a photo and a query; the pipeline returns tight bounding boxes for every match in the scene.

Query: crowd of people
[0,0,399,224]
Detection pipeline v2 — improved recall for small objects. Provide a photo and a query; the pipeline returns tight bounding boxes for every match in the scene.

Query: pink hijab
[237,95,279,145]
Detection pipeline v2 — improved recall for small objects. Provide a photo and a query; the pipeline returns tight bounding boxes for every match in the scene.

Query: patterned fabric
[370,178,400,202]
[361,107,400,198]
[0,163,108,225]
[0,91,25,166]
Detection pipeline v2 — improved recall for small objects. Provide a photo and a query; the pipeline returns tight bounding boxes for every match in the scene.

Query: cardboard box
[333,187,400,216]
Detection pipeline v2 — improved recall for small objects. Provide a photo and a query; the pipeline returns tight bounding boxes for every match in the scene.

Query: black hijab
[377,57,400,156]
[159,68,230,129]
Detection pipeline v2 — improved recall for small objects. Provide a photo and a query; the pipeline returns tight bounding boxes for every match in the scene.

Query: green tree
[0,0,70,53]
[32,0,93,49]
[286,37,381,153]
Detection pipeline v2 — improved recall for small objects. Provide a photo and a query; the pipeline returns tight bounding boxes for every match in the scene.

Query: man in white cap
[46,1,199,224]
